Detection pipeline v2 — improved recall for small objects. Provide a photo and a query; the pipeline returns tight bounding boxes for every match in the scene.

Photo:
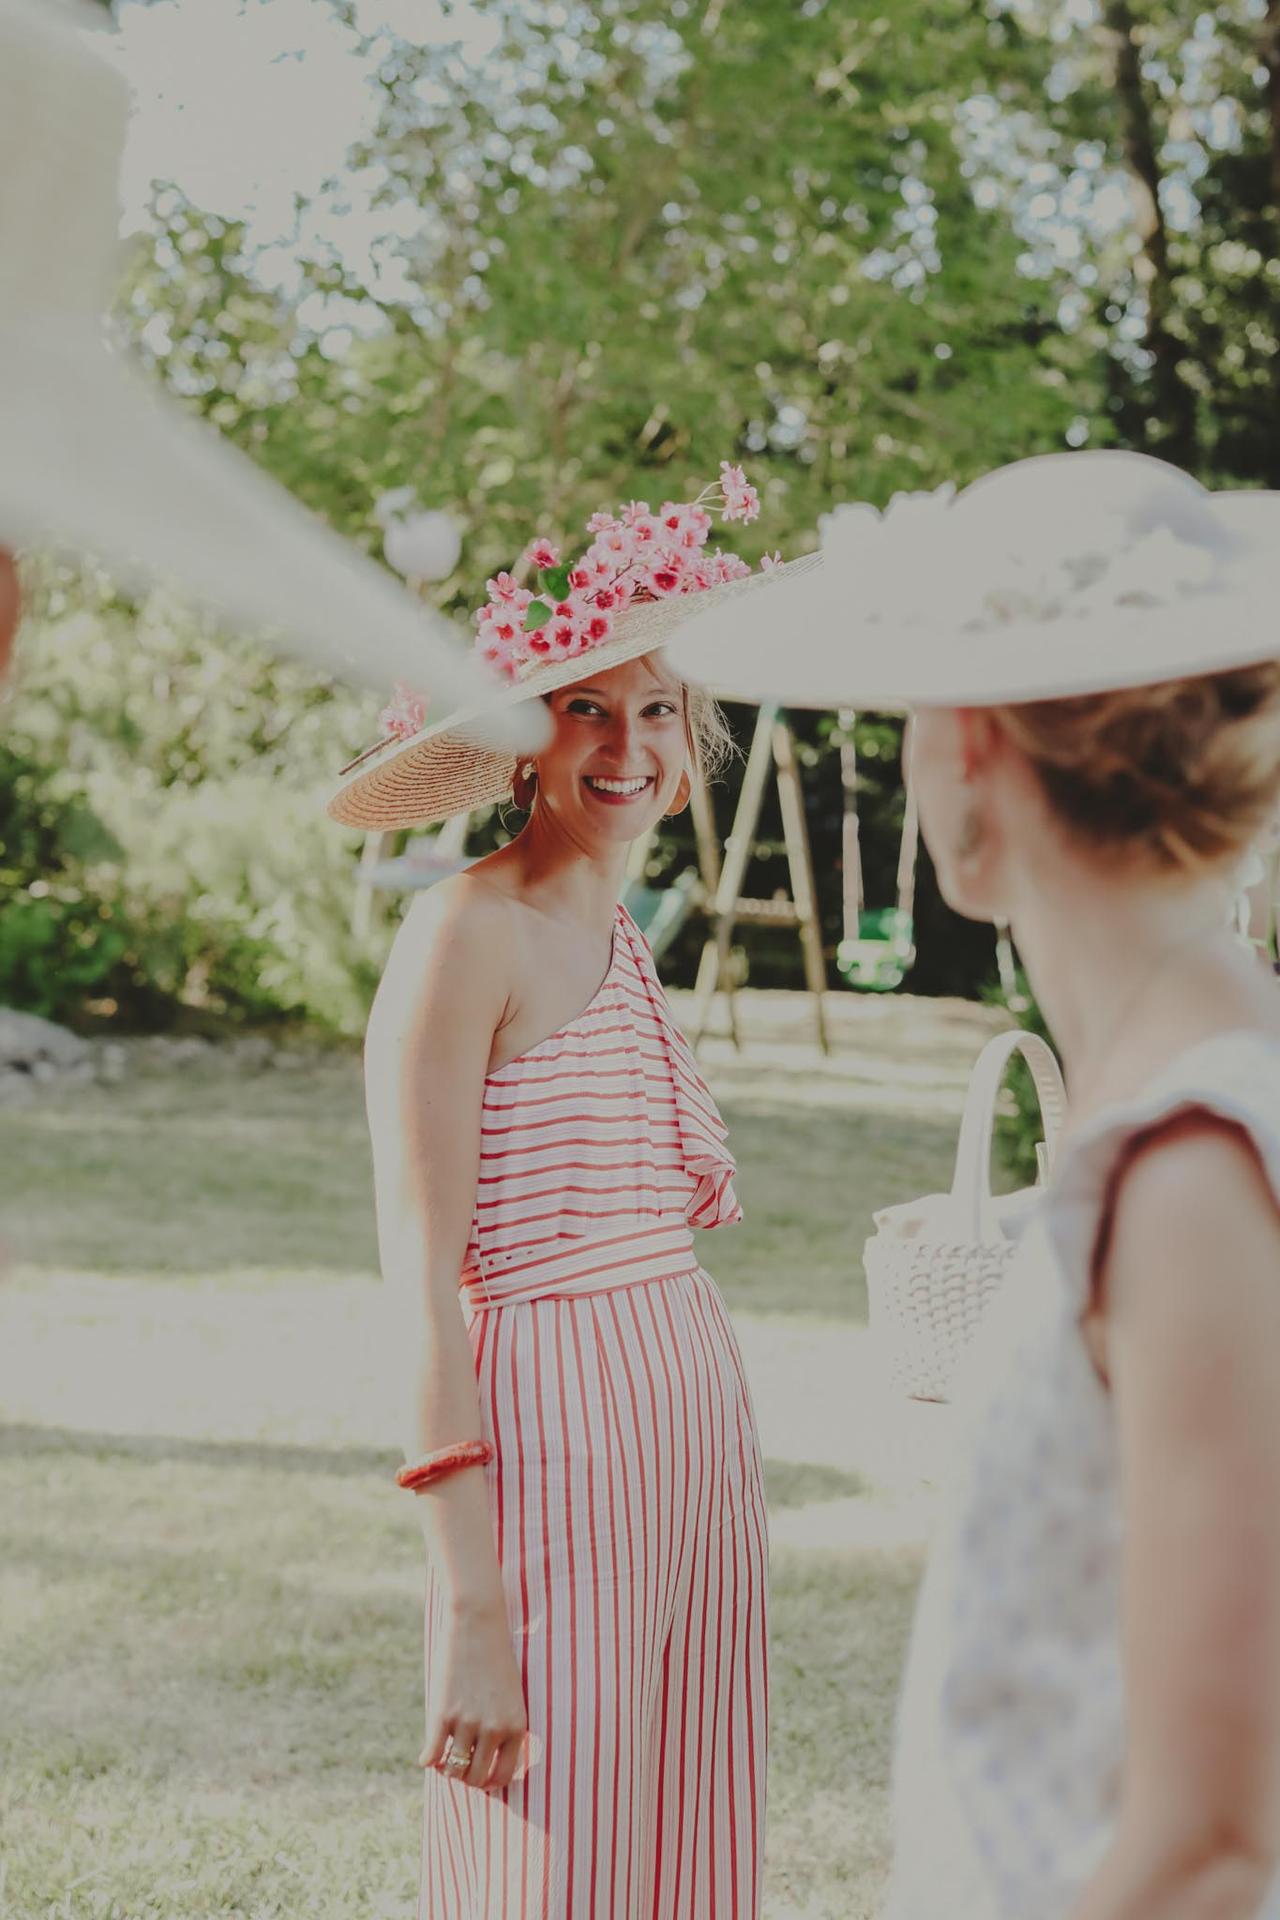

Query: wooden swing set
[354,694,923,1055]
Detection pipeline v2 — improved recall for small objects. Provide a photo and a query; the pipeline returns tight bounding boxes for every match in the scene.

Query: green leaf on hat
[524,599,553,629]
[540,563,573,600]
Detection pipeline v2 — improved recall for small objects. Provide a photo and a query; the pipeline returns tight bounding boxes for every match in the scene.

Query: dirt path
[2,991,997,1552]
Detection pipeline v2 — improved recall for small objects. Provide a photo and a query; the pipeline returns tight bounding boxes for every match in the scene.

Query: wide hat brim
[0,319,546,755]
[326,558,819,831]
[669,451,1280,711]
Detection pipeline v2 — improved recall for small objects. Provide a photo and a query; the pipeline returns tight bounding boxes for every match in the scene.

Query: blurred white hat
[671,450,1280,711]
[0,0,543,753]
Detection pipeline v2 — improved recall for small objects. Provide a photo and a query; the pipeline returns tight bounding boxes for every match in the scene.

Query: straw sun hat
[327,467,819,831]
[0,0,535,746]
[670,450,1280,710]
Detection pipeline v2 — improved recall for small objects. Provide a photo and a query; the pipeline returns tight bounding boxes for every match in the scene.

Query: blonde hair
[994,662,1280,871]
[684,682,735,784]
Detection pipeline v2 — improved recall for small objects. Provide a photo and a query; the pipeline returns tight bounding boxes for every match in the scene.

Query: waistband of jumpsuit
[460,1218,699,1310]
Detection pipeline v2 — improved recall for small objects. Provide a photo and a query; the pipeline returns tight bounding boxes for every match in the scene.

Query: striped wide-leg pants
[418,1266,770,1919]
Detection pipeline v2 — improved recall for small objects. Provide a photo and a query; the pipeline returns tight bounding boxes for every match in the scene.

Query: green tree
[9,0,1275,1026]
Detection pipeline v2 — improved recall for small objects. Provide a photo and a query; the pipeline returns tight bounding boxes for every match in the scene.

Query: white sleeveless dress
[885,1030,1280,1920]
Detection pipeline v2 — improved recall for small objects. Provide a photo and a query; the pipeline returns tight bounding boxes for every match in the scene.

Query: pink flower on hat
[660,502,713,549]
[645,547,689,597]
[379,682,427,739]
[760,550,783,571]
[486,570,527,606]
[586,526,634,570]
[458,460,772,689]
[479,637,521,681]
[353,459,784,764]
[719,462,760,524]
[476,603,523,649]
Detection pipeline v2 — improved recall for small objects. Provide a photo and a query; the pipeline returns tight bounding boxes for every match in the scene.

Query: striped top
[459,903,740,1311]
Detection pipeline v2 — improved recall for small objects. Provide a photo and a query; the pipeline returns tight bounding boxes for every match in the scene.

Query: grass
[0,1043,960,1318]
[0,1031,963,1919]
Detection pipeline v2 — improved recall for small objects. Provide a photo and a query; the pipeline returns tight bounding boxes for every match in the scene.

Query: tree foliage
[5,0,1278,1025]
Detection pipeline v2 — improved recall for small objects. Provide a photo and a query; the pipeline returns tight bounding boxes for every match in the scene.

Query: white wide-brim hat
[669,451,1280,711]
[326,556,820,830]
[0,0,540,755]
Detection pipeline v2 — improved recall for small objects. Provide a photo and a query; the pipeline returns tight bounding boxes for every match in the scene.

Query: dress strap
[1043,1031,1280,1310]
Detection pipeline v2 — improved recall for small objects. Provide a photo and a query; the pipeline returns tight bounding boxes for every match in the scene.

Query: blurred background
[3,5,1279,1915]
[7,0,1279,1037]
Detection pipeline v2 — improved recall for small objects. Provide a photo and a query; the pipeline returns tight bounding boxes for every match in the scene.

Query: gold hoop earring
[664,770,693,819]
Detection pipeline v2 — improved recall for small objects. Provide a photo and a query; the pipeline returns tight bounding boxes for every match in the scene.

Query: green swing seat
[836,906,917,993]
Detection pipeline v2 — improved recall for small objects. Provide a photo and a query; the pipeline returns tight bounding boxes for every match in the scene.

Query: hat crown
[956,450,1227,564]
[0,0,130,328]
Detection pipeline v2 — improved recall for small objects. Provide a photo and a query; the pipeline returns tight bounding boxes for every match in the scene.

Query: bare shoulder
[1102,1111,1280,1326]
[1115,1111,1276,1227]
[367,875,515,1056]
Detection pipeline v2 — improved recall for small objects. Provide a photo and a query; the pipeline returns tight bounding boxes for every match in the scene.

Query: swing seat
[837,907,916,992]
[623,867,701,964]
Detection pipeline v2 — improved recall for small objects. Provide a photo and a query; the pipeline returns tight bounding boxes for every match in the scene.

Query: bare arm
[1071,1118,1280,1920]
[365,879,526,1790]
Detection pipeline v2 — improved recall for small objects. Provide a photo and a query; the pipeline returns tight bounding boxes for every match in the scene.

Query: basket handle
[949,1030,1068,1240]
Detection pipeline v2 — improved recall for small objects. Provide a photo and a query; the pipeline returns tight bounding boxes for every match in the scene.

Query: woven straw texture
[326,552,820,830]
[863,1030,1067,1403]
[865,1237,1017,1403]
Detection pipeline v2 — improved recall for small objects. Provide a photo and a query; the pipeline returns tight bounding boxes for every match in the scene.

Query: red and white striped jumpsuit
[419,903,769,1919]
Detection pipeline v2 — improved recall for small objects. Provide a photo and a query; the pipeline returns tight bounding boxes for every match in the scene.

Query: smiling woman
[331,470,778,1920]
[516,654,732,825]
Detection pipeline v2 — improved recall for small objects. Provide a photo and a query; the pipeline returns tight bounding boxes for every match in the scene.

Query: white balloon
[383,510,464,583]
[373,485,418,527]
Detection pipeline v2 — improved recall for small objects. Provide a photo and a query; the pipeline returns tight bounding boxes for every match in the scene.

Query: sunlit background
[8,0,1277,1032]
[3,5,1278,1914]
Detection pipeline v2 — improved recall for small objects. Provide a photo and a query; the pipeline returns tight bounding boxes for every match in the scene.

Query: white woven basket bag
[863,1029,1068,1402]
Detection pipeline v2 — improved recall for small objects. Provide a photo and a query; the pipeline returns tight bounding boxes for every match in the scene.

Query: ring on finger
[442,1742,473,1775]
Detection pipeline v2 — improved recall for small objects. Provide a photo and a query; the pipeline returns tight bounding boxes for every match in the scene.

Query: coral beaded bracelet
[396,1440,494,1493]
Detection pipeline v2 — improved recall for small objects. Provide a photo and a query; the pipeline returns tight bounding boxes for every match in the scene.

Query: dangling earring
[512,762,538,811]
[665,770,693,819]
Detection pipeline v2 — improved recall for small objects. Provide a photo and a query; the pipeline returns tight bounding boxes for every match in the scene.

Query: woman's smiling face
[534,651,690,844]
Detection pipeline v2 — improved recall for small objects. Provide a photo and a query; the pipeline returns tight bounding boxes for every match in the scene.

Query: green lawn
[0,1039,960,1918]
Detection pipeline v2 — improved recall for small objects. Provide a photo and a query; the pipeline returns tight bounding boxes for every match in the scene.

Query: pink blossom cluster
[378,681,427,741]
[472,460,763,684]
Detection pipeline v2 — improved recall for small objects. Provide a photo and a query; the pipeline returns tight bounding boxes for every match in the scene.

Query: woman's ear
[665,770,693,819]
[955,707,1004,783]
